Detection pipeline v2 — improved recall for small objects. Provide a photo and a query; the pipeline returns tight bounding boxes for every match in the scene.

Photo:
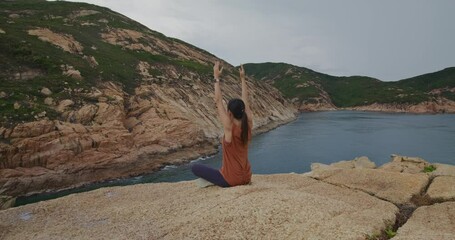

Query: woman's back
[220,123,252,186]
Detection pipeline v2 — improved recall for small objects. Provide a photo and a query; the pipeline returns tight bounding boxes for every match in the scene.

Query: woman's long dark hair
[227,98,249,145]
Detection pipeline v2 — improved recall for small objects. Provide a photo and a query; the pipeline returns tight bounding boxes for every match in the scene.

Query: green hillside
[244,63,455,108]
[0,0,214,126]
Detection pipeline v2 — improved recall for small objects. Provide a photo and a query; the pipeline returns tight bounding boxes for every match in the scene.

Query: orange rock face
[0,78,297,197]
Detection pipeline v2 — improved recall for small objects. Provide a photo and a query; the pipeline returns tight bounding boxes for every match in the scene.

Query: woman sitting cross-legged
[191,61,253,188]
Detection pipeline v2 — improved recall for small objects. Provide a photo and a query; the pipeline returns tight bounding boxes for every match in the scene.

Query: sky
[66,0,455,81]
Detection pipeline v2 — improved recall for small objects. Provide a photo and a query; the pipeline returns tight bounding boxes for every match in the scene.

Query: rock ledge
[1,155,455,240]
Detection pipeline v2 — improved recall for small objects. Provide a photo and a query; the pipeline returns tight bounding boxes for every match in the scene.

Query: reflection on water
[15,111,455,207]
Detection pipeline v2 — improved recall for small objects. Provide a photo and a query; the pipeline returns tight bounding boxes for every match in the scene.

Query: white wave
[190,155,214,163]
[163,165,178,170]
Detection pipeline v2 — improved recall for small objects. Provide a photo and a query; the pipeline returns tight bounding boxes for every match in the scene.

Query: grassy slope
[0,0,212,125]
[244,63,455,107]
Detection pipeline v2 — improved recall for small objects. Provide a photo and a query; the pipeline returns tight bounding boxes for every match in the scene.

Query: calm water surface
[16,111,455,206]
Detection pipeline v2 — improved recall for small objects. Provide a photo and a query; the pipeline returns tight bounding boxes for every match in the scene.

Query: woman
[191,61,253,187]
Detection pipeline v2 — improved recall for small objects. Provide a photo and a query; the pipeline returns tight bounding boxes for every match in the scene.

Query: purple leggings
[191,164,230,187]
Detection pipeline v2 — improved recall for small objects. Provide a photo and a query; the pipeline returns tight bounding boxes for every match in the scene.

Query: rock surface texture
[427,176,455,202]
[311,168,429,205]
[0,174,398,240]
[1,155,454,239]
[394,202,455,240]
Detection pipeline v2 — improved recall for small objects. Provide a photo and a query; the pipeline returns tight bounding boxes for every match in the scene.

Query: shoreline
[7,109,452,204]
[7,110,453,207]
[298,96,455,114]
[10,115,299,205]
[301,108,455,114]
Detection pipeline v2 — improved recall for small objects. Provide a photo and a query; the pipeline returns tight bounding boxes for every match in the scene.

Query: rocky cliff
[244,63,455,113]
[345,98,455,113]
[1,155,454,239]
[0,1,297,198]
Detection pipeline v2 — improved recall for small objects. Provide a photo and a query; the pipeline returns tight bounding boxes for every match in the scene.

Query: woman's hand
[214,61,223,81]
[239,65,245,80]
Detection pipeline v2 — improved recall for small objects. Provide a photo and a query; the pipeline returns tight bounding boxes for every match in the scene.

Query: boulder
[379,154,430,173]
[426,176,455,202]
[353,156,376,169]
[394,202,455,240]
[13,102,21,110]
[35,111,46,118]
[44,97,54,106]
[320,156,376,170]
[64,69,82,80]
[391,155,428,164]
[0,175,398,239]
[83,55,98,67]
[0,91,7,98]
[8,14,20,19]
[57,99,74,112]
[40,87,52,96]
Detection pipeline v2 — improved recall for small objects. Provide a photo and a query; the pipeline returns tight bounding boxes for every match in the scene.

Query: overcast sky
[68,0,455,81]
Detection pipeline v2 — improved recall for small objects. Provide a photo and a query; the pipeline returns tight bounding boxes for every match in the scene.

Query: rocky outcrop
[309,155,450,206]
[292,94,455,114]
[295,96,455,113]
[0,76,296,197]
[27,28,84,54]
[61,64,83,79]
[379,154,431,174]
[3,23,298,198]
[309,155,455,239]
[40,87,52,96]
[2,156,455,239]
[0,174,398,239]
[345,98,455,113]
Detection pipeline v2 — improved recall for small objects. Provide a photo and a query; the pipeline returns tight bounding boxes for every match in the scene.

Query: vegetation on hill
[244,63,455,108]
[0,0,213,126]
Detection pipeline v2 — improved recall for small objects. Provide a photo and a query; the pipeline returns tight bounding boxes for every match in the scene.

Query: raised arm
[213,61,231,132]
[239,65,253,126]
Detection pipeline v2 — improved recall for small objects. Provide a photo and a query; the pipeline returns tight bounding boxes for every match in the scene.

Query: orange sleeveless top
[220,123,252,186]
